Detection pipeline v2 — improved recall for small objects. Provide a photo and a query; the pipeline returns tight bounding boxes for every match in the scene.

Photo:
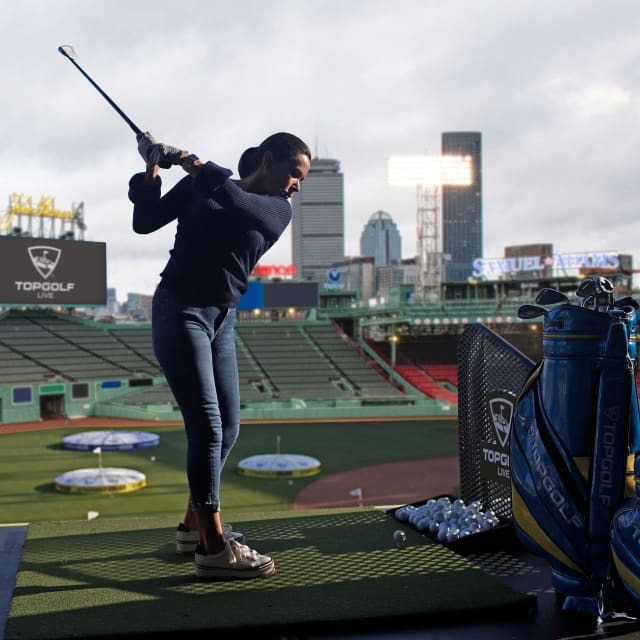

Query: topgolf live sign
[0,236,106,305]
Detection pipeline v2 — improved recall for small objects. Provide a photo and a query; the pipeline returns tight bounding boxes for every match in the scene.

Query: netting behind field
[457,323,536,520]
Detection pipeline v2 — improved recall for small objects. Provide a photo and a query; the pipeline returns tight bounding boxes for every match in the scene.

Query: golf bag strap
[588,355,632,582]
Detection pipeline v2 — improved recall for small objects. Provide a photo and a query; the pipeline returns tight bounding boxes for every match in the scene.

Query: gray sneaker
[175,522,244,554]
[195,540,275,579]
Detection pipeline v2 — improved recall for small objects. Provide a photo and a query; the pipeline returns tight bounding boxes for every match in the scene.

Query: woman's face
[262,152,311,200]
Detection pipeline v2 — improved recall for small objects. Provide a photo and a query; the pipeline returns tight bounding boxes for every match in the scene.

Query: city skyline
[360,210,402,267]
[292,157,345,282]
[2,1,639,299]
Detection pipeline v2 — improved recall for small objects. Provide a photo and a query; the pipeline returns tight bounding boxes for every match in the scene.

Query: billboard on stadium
[263,282,318,308]
[0,236,106,305]
[238,281,318,309]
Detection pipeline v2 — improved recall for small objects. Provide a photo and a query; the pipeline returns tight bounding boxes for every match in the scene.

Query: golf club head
[581,295,596,310]
[615,296,640,310]
[611,305,637,319]
[596,276,614,294]
[517,304,547,320]
[58,45,77,60]
[576,279,597,299]
[535,287,569,306]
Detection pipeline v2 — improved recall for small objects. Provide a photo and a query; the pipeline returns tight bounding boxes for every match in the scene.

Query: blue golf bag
[610,452,640,608]
[510,290,640,613]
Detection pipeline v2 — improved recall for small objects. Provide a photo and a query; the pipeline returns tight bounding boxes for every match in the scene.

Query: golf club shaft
[59,47,141,135]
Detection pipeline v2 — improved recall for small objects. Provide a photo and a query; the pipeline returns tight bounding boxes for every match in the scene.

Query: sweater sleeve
[128,172,193,234]
[193,161,292,240]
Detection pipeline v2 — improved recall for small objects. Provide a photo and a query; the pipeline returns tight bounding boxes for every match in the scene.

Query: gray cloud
[1,0,640,300]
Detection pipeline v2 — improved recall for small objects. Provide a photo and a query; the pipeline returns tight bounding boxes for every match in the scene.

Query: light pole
[389,334,399,368]
[387,154,472,304]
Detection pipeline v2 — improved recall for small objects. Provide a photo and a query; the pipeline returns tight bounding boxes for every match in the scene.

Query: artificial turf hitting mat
[5,508,535,639]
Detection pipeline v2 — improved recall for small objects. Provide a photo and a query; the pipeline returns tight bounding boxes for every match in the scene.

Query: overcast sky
[2,0,640,300]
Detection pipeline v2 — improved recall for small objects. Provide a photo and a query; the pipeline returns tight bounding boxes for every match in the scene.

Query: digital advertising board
[0,236,107,305]
[238,281,319,310]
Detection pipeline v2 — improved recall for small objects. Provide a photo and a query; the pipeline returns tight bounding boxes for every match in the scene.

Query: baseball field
[0,416,460,525]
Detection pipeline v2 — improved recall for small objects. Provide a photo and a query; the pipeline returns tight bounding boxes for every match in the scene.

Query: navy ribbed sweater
[129,161,292,306]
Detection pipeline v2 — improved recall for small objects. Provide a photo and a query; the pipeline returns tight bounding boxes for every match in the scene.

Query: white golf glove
[137,131,185,168]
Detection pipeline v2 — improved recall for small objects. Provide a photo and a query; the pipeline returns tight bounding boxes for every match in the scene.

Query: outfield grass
[0,418,458,524]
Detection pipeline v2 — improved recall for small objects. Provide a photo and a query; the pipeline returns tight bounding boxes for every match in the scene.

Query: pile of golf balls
[393,496,500,543]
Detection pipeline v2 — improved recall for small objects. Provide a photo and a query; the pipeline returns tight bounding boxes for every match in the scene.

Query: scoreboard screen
[239,281,318,310]
[0,236,107,305]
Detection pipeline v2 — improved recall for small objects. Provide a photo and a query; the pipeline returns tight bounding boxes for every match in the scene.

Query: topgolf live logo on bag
[479,389,516,486]
[0,236,106,305]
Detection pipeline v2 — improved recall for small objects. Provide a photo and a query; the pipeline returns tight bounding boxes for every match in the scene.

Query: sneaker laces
[229,539,261,560]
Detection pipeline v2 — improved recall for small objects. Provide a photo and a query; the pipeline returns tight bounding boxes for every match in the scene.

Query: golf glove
[137,131,184,169]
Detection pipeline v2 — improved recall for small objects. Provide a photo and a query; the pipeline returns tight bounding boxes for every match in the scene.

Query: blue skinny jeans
[152,286,240,512]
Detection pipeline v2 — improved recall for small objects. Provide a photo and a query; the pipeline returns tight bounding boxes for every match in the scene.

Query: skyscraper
[360,210,402,267]
[441,132,482,283]
[291,157,344,281]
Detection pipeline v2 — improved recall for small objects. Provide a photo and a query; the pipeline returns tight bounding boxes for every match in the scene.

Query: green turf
[5,509,535,639]
[0,419,459,524]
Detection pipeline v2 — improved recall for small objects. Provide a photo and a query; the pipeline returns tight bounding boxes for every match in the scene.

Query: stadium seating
[304,324,407,400]
[0,343,52,384]
[421,364,458,387]
[106,327,163,377]
[394,365,458,404]
[0,311,130,381]
[0,311,408,408]
[236,324,406,402]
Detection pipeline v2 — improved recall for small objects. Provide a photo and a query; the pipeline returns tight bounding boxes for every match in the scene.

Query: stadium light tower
[387,155,472,303]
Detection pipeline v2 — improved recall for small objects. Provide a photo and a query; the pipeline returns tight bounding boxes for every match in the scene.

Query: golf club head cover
[510,300,639,607]
[136,131,181,169]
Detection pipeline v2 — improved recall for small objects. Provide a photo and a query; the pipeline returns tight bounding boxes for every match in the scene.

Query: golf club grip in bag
[510,302,638,604]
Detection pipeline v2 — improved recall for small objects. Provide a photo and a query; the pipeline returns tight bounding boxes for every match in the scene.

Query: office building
[326,256,376,302]
[360,210,402,267]
[441,132,482,283]
[126,292,153,321]
[376,258,419,302]
[106,288,119,315]
[291,157,344,281]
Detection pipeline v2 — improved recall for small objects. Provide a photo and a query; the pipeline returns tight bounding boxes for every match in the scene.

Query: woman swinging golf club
[129,131,311,579]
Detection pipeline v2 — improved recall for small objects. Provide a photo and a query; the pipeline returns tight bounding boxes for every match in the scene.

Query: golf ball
[393,529,407,548]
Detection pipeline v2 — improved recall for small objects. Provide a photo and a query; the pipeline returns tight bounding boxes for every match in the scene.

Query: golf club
[535,287,569,306]
[596,276,615,293]
[615,296,640,310]
[57,45,142,135]
[517,304,547,320]
[576,279,597,300]
[594,276,615,312]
